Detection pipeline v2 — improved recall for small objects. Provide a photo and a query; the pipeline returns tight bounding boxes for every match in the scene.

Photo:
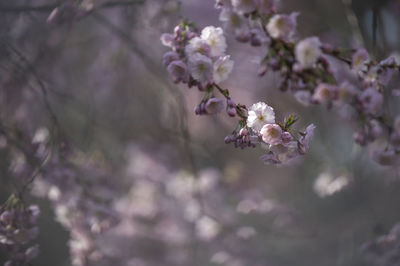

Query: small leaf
[284,115,298,130]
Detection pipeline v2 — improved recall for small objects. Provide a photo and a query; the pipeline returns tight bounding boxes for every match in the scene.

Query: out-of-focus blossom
[295,37,321,69]
[196,216,220,241]
[266,13,298,41]
[352,48,369,71]
[0,199,40,266]
[337,81,357,104]
[313,172,351,198]
[359,87,383,115]
[312,83,337,104]
[188,54,214,83]
[232,0,257,14]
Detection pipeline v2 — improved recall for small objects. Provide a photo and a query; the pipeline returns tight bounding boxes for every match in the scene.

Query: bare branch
[0,0,145,13]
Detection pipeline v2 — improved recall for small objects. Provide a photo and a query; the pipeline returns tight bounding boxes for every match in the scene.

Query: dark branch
[0,0,145,13]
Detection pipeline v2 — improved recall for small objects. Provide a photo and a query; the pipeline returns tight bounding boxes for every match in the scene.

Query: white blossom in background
[313,172,351,198]
[266,13,298,41]
[247,102,275,131]
[295,37,321,69]
[201,26,227,57]
[213,55,234,83]
[219,8,250,41]
[196,216,220,241]
[312,83,337,104]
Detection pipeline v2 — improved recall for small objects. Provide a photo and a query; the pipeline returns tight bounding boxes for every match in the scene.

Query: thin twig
[7,45,61,132]
[0,0,145,13]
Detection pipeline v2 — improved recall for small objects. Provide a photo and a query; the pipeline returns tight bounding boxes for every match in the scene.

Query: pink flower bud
[227,108,237,117]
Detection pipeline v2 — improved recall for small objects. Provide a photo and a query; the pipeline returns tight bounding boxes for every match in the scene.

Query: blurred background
[1,0,400,265]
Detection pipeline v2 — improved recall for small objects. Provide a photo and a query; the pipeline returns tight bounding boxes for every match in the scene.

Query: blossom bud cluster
[161,2,316,164]
[246,102,315,164]
[213,0,400,166]
[161,23,234,87]
[224,127,258,149]
[0,197,40,266]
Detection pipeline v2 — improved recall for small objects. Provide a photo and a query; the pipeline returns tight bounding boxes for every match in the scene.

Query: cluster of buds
[213,0,400,166]
[0,195,40,266]
[225,126,258,149]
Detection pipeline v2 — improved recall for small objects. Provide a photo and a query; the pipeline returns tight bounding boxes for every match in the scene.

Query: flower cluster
[161,22,238,117]
[246,102,315,164]
[0,195,40,266]
[162,11,316,164]
[162,0,400,166]
[32,155,121,266]
[161,22,234,87]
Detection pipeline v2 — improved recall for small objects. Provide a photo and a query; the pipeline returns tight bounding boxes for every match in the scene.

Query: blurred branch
[0,0,145,13]
[7,45,61,133]
[372,0,379,57]
[342,0,365,46]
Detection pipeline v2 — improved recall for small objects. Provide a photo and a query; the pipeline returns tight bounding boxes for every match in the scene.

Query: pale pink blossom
[260,124,282,145]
